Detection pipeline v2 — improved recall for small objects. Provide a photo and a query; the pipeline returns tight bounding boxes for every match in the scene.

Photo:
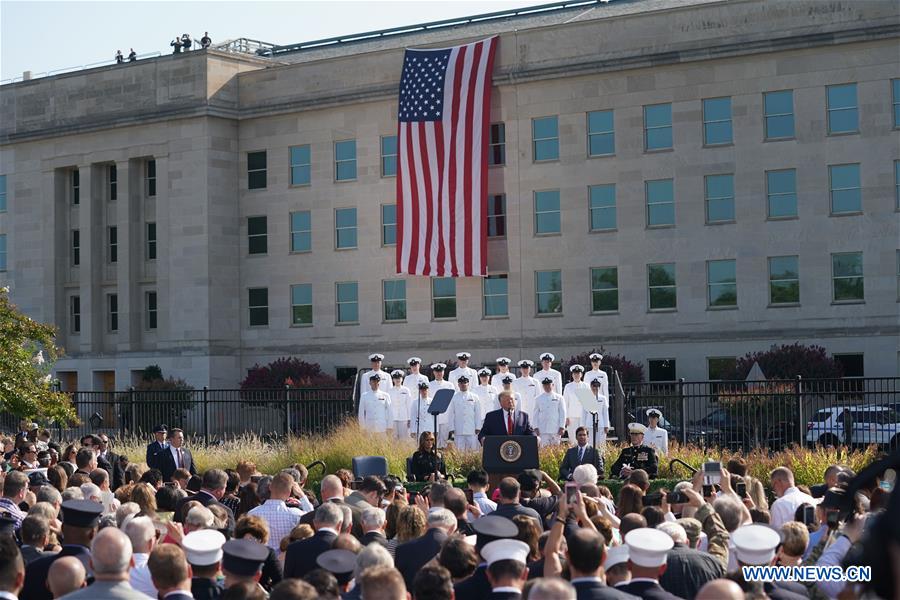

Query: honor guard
[358,373,393,435]
[534,353,563,393]
[389,370,412,440]
[617,528,676,600]
[609,423,658,479]
[645,408,669,455]
[533,377,566,446]
[473,367,499,415]
[221,538,269,593]
[409,382,433,440]
[403,357,429,392]
[359,353,391,398]
[428,363,455,445]
[584,378,611,446]
[512,360,539,415]
[447,375,483,451]
[584,353,609,401]
[563,365,589,445]
[449,352,478,389]
[491,357,516,389]
[182,529,227,600]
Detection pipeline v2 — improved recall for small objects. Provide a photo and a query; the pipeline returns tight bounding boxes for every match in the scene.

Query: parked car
[684,407,792,450]
[806,405,900,448]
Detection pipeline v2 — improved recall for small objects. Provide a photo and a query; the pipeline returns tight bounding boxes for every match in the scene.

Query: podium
[482,435,540,491]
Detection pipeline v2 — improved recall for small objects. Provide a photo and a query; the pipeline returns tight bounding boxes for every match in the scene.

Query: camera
[826,510,840,529]
[666,491,688,504]
[644,492,663,506]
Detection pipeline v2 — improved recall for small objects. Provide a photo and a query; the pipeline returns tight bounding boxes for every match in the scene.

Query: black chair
[352,456,388,480]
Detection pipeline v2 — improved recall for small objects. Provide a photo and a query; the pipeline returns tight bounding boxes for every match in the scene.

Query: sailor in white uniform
[497,375,522,410]
[584,378,610,446]
[359,353,391,398]
[472,367,499,416]
[403,357,429,392]
[409,381,433,440]
[388,370,412,440]
[447,375,483,451]
[644,408,669,455]
[512,360,539,415]
[563,364,589,445]
[490,357,516,390]
[358,373,393,435]
[448,352,478,389]
[534,352,563,393]
[428,363,455,446]
[584,353,609,402]
[533,376,566,446]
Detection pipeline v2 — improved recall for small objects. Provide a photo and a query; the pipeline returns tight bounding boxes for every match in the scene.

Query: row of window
[68,224,157,267]
[62,161,156,207]
[240,81,900,190]
[68,291,157,334]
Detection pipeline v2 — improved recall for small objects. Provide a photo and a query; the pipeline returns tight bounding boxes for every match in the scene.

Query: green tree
[0,287,76,423]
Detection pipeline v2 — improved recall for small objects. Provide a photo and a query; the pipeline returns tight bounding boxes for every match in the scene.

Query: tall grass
[111,422,880,487]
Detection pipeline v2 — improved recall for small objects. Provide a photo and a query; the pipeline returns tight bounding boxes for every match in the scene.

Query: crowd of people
[1,412,897,600]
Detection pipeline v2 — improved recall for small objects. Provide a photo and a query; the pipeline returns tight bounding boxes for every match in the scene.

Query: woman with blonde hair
[130,483,158,518]
[394,505,426,542]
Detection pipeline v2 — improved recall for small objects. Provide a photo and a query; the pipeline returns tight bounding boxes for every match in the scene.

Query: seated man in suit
[156,428,197,482]
[479,391,535,444]
[174,469,235,535]
[394,508,457,590]
[559,427,604,481]
[284,501,342,579]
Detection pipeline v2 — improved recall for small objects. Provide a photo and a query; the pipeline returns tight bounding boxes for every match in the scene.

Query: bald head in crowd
[696,578,744,600]
[90,527,134,580]
[48,556,87,598]
[320,474,344,500]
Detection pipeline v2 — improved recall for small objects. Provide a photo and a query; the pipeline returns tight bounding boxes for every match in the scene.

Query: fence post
[203,387,209,443]
[128,387,134,438]
[795,375,803,447]
[285,385,291,438]
[679,378,687,445]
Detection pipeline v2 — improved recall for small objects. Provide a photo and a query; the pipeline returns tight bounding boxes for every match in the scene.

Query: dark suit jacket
[155,445,197,482]
[492,502,544,531]
[361,530,390,548]
[455,565,490,599]
[174,490,235,534]
[573,579,640,600]
[146,440,167,468]
[99,451,125,489]
[659,545,724,600]
[478,409,535,442]
[20,545,51,565]
[191,577,224,600]
[394,527,449,589]
[559,445,603,480]
[284,529,338,579]
[299,498,362,538]
[615,580,684,600]
[22,545,91,600]
[162,593,193,600]
[488,592,522,599]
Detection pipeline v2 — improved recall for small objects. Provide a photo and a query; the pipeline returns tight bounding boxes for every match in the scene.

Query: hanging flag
[395,37,498,277]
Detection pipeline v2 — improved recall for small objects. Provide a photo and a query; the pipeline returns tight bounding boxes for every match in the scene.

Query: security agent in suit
[146,424,168,469]
[567,529,640,600]
[155,428,197,482]
[283,501,342,579]
[174,470,235,535]
[559,426,604,481]
[394,508,457,589]
[609,423,658,479]
[478,391,535,444]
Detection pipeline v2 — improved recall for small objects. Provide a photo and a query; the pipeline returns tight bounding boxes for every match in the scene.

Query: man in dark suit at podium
[479,391,535,443]
[559,427,603,480]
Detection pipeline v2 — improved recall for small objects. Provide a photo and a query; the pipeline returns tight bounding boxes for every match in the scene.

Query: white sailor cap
[570,364,585,373]
[369,353,385,362]
[647,408,663,419]
[502,375,514,384]
[407,357,422,366]
[182,529,226,566]
[628,423,647,435]
[391,370,405,378]
[624,528,674,567]
[517,359,534,368]
[478,368,492,377]
[589,353,603,361]
[456,352,471,360]
[369,372,382,381]
[457,375,470,383]
[481,539,531,566]
[732,525,781,565]
[541,376,553,385]
[496,357,511,365]
[431,363,446,371]
[540,353,555,362]
[417,381,430,390]
[604,544,629,569]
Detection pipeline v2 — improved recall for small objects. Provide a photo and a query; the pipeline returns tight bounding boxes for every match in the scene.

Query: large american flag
[395,37,498,277]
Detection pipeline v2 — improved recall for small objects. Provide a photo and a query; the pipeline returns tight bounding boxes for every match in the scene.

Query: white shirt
[770,486,817,529]
[585,369,609,401]
[563,381,589,421]
[534,368,563,393]
[358,390,393,431]
[428,379,455,425]
[472,383,499,415]
[359,369,391,397]
[472,491,497,515]
[248,499,305,550]
[533,391,567,434]
[448,366,478,390]
[169,445,187,468]
[448,391,484,435]
[490,371,516,389]
[403,372,429,393]
[409,395,433,438]
[388,385,412,421]
[579,390,609,429]
[645,426,669,455]
[512,376,539,414]
[129,552,157,598]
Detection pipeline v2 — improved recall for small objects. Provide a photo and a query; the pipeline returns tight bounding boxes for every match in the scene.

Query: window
[589,184,616,231]
[108,294,118,332]
[646,179,674,227]
[893,79,900,128]
[644,103,672,150]
[335,208,358,249]
[768,255,799,305]
[591,267,618,313]
[146,291,157,329]
[766,169,797,218]
[764,90,795,139]
[290,283,312,326]
[489,123,506,166]
[826,83,858,134]
[648,263,676,310]
[72,169,80,205]
[535,270,562,315]
[532,116,559,161]
[335,140,357,181]
[146,160,156,197]
[289,211,311,253]
[0,234,6,271]
[248,288,268,326]
[483,274,508,317]
[829,163,861,214]
[834,354,864,378]
[896,250,900,299]
[289,145,311,186]
[432,277,456,319]
[703,97,733,145]
[108,165,117,201]
[146,222,157,260]
[382,205,397,246]
[587,110,614,156]
[832,252,864,302]
[487,195,506,238]
[705,174,735,223]
[107,226,118,263]
[70,296,81,333]
[381,136,397,177]
[707,259,737,308]
[247,216,267,255]
[383,280,407,321]
[336,281,359,324]
[71,229,80,266]
[534,190,561,235]
[708,357,737,380]
[648,359,676,382]
[896,161,900,210]
[0,174,6,212]
[247,151,267,190]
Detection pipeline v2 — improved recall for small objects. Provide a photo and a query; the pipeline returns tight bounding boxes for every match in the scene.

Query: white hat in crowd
[604,544,629,569]
[369,353,384,362]
[732,525,781,565]
[182,530,226,566]
[628,423,647,435]
[481,539,531,566]
[540,353,555,361]
[624,528,674,567]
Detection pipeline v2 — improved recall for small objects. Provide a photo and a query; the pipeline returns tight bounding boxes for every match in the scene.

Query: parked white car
[806,405,900,448]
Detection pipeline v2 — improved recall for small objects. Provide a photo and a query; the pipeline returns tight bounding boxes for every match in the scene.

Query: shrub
[723,343,843,380]
[241,357,343,389]
[563,349,644,383]
[119,366,195,434]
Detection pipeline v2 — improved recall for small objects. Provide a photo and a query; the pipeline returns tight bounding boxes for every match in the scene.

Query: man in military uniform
[448,352,477,389]
[473,367,498,415]
[358,374,393,435]
[429,363,455,445]
[512,360,539,415]
[182,529,226,600]
[403,357,428,392]
[491,357,516,389]
[533,377,566,446]
[359,353,391,398]
[645,408,669,456]
[410,382,433,441]
[534,353,562,393]
[609,423,658,479]
[584,353,609,401]
[447,376,483,451]
[388,370,412,440]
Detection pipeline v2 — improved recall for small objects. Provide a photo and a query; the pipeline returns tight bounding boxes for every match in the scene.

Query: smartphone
[826,510,840,529]
[802,505,816,526]
[666,491,688,504]
[565,482,578,505]
[408,490,419,502]
[465,488,474,505]
[703,461,722,484]
[702,484,714,497]
[165,481,177,487]
[643,492,663,506]
[736,481,747,498]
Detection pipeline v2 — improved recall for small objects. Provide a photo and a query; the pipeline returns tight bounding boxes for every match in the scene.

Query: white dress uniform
[358,390,393,434]
[563,380,590,444]
[490,370,516,390]
[473,383,499,416]
[359,369,391,398]
[448,391,484,451]
[645,426,669,455]
[580,390,610,446]
[584,369,609,401]
[403,372,428,392]
[428,379,455,445]
[388,385,412,440]
[448,366,477,390]
[534,368,563,393]
[533,391,567,446]
[409,394,433,440]
[513,376,539,415]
